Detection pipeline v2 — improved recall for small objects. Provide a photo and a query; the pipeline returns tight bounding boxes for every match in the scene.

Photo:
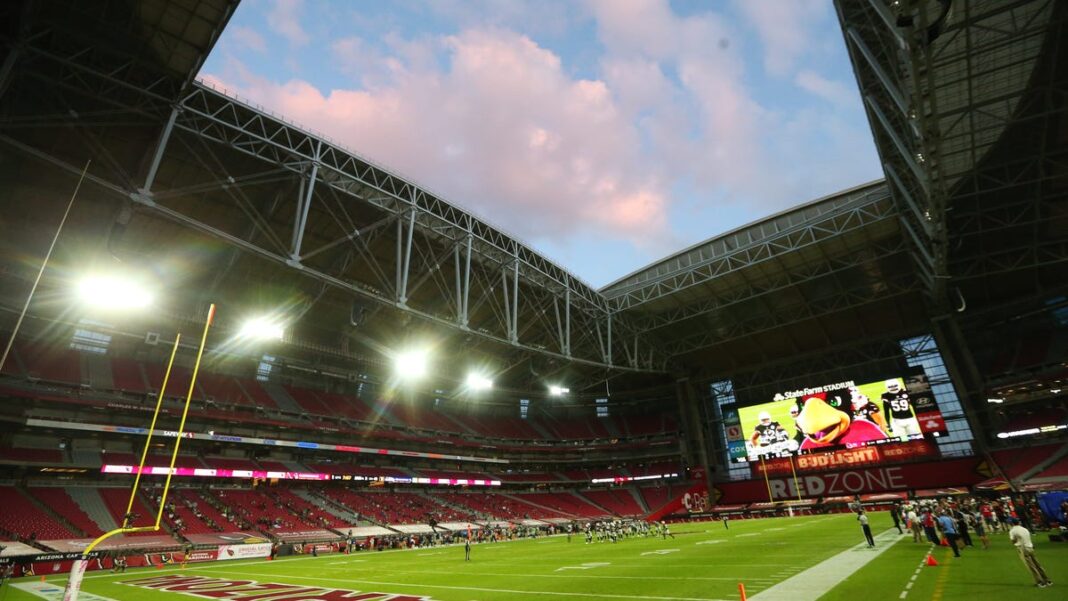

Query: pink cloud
[230,26,267,53]
[795,70,856,107]
[267,0,310,47]
[733,0,829,76]
[204,29,674,253]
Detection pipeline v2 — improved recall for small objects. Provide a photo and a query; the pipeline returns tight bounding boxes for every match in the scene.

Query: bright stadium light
[549,385,569,396]
[77,275,153,310]
[238,317,285,341]
[465,372,493,391]
[394,348,429,380]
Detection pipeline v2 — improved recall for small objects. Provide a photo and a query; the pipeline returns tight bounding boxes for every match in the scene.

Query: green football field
[5,513,1066,601]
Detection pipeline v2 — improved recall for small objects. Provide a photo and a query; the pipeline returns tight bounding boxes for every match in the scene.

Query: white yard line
[749,528,903,601]
[898,546,933,600]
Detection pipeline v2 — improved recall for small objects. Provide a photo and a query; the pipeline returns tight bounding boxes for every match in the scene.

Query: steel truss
[0,40,670,373]
[603,183,895,312]
[663,270,921,358]
[836,0,1056,310]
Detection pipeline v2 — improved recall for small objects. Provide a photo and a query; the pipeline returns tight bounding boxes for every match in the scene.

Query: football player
[850,388,889,435]
[881,379,921,437]
[750,411,788,456]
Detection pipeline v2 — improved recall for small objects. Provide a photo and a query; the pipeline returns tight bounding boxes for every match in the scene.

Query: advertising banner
[216,543,272,561]
[751,440,938,477]
[713,456,991,504]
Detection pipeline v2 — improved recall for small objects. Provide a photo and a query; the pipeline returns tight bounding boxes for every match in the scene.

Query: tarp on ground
[183,532,268,545]
[388,524,436,534]
[437,522,481,531]
[336,525,395,537]
[272,529,340,542]
[39,535,178,553]
[0,541,44,557]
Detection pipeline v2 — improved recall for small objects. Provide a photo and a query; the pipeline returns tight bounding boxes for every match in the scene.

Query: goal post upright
[63,304,216,601]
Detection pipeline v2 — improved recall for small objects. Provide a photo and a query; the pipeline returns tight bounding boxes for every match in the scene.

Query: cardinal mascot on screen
[796,394,886,451]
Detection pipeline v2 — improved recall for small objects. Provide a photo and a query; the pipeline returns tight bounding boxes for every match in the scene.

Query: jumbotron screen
[727,370,947,463]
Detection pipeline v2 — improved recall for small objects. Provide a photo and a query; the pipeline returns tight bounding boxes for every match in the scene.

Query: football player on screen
[881,379,922,438]
[750,411,790,457]
[850,388,889,435]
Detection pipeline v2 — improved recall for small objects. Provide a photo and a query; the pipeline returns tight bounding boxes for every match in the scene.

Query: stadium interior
[0,0,1066,599]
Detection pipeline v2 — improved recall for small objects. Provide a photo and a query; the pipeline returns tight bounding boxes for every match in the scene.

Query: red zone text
[122,575,433,601]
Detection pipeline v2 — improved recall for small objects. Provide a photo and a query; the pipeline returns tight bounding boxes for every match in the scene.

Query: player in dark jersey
[789,404,805,445]
[750,411,789,456]
[880,379,921,437]
[850,389,889,435]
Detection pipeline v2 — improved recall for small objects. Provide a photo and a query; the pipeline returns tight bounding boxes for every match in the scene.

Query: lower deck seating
[0,486,76,540]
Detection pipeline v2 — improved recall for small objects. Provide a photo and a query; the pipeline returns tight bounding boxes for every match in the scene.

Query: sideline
[749,528,903,601]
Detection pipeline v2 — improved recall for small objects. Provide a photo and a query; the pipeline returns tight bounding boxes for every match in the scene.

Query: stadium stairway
[259,382,308,415]
[627,487,649,513]
[438,412,480,436]
[17,486,87,537]
[500,493,573,519]
[414,490,480,521]
[83,353,114,390]
[66,488,119,533]
[424,493,489,521]
[576,491,617,517]
[291,489,356,523]
[136,489,179,538]
[1018,441,1068,483]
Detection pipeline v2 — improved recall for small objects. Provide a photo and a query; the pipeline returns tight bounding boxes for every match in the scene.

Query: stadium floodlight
[465,373,493,391]
[548,385,569,396]
[77,275,153,310]
[986,398,1004,404]
[394,348,429,380]
[238,317,284,341]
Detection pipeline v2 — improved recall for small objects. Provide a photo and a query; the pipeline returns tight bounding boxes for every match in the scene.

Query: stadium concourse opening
[1,1,1067,600]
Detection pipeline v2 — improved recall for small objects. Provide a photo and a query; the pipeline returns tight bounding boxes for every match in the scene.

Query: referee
[858,510,875,548]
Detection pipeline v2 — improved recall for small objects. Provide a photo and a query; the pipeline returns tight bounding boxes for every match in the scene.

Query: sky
[199,0,883,289]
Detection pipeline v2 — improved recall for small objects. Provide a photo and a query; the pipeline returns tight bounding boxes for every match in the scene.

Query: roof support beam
[141,105,179,194]
[846,28,910,116]
[397,208,416,305]
[863,95,927,192]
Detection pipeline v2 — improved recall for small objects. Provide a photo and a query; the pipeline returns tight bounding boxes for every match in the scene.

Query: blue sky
[200,0,882,288]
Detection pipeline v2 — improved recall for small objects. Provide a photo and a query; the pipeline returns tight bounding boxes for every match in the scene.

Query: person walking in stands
[1009,518,1052,588]
[936,511,961,558]
[858,511,875,548]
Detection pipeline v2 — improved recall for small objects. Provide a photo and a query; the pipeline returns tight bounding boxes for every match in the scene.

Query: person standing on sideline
[936,511,961,558]
[923,508,940,544]
[954,507,973,547]
[464,536,471,562]
[723,516,729,530]
[908,507,922,542]
[972,508,990,550]
[858,511,875,548]
[1008,518,1051,588]
[891,504,903,534]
